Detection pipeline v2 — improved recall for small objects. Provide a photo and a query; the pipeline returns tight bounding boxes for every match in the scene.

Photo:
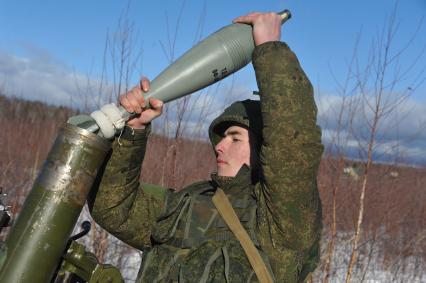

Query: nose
[215,138,227,155]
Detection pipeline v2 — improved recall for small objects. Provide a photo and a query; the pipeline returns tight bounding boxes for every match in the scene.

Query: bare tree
[320,37,361,283]
[344,3,425,282]
[72,1,144,112]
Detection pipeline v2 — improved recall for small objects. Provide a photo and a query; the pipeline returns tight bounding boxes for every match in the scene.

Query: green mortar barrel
[0,124,110,283]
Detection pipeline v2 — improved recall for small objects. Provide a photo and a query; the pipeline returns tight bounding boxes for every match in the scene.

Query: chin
[217,165,237,177]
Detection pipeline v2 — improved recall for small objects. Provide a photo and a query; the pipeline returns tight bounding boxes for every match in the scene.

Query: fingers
[234,12,282,46]
[119,77,151,114]
[119,93,134,113]
[120,87,143,114]
[130,98,163,128]
[148,98,164,116]
[233,12,281,24]
[233,12,261,24]
[118,77,164,129]
[130,86,145,113]
[138,98,163,120]
[140,77,150,92]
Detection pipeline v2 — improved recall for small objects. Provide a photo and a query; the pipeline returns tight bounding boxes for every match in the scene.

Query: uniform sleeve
[252,42,323,281]
[88,126,166,249]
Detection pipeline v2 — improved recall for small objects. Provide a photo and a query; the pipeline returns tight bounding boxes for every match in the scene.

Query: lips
[216,158,227,165]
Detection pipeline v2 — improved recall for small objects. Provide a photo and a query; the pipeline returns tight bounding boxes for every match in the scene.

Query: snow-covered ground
[312,232,426,283]
[73,210,425,282]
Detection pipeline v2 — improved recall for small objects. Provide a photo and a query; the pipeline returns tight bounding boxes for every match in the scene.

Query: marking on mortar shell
[221,67,228,77]
[212,69,219,81]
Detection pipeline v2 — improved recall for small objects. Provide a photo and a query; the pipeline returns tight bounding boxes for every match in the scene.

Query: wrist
[255,38,275,46]
[126,120,149,130]
[120,124,151,141]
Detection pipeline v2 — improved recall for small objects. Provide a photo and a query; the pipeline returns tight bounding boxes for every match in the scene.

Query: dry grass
[0,95,424,280]
[318,155,426,266]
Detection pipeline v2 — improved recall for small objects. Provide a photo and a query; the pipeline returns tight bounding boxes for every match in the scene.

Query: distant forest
[0,94,425,282]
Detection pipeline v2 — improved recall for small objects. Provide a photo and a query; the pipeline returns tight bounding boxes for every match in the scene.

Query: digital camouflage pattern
[88,41,324,282]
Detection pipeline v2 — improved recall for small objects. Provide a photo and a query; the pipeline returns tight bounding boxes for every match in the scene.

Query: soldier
[89,12,323,282]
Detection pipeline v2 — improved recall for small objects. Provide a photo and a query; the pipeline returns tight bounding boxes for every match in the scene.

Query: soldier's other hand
[119,77,164,129]
[233,12,282,46]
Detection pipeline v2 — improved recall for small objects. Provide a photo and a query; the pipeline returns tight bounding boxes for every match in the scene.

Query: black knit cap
[209,99,263,149]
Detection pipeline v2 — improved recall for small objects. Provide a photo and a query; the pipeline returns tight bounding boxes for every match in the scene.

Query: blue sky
[0,0,425,164]
[1,0,425,95]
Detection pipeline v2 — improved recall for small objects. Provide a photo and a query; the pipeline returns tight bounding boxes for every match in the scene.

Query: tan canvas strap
[212,188,274,283]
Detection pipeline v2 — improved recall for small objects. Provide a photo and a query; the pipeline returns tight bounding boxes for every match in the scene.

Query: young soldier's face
[214,125,251,177]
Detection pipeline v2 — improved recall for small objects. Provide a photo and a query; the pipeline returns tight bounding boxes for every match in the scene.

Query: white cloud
[317,93,426,165]
[1,49,424,165]
[0,50,113,109]
[0,49,255,127]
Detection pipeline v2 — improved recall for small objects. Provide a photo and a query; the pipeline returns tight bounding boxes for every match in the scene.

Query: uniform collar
[210,164,253,192]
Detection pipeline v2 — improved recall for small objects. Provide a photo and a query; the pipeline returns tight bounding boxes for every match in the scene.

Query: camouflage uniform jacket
[89,41,324,282]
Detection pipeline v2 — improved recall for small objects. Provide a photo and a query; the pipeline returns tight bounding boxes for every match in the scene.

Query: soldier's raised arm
[88,78,168,249]
[235,12,324,281]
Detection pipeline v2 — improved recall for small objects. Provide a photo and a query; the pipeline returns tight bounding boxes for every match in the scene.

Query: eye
[232,137,240,142]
